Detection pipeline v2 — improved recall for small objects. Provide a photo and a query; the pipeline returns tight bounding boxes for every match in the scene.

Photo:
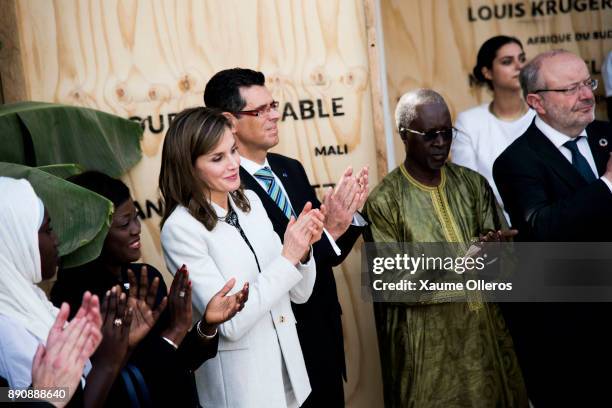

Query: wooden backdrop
[5,0,610,404]
[381,0,612,166]
[0,0,385,406]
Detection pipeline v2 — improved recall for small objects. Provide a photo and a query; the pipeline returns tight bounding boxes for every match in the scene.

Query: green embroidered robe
[363,163,527,408]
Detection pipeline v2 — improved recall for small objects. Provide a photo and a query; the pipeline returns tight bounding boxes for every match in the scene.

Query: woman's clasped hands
[282,202,325,265]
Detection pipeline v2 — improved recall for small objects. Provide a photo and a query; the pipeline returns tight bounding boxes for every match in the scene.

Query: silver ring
[113,318,123,327]
[179,290,186,298]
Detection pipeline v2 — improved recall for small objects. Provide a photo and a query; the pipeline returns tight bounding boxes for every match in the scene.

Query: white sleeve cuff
[322,228,342,256]
[352,212,368,226]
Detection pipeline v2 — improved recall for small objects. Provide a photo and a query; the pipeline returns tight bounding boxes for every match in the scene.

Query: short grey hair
[395,89,446,131]
[520,49,573,99]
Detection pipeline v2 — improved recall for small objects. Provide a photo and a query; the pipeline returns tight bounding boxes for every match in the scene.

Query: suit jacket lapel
[267,154,304,213]
[239,165,288,228]
[586,122,611,176]
[526,123,588,190]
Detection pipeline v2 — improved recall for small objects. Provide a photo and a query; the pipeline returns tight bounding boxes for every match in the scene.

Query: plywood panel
[7,0,384,406]
[0,0,28,103]
[382,0,612,166]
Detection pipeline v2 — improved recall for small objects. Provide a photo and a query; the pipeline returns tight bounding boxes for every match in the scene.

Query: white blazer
[161,190,315,408]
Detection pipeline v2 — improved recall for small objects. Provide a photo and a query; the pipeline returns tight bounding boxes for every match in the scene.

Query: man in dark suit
[493,50,612,406]
[204,68,368,407]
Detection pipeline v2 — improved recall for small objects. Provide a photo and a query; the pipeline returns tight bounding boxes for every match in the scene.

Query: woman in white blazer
[159,107,324,408]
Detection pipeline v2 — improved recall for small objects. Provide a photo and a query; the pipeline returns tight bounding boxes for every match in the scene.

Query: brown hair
[159,107,250,230]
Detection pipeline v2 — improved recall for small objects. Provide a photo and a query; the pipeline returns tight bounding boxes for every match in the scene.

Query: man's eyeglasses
[534,78,598,96]
[399,127,456,142]
[234,101,280,117]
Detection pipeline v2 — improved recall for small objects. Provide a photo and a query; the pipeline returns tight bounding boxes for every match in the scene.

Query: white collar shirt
[535,116,612,192]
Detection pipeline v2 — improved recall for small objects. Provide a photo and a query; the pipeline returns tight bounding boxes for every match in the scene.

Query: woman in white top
[452,36,535,213]
[159,107,324,408]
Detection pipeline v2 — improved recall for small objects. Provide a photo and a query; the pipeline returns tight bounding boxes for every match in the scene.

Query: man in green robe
[363,89,527,408]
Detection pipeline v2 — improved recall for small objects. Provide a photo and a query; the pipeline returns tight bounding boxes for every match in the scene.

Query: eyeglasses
[534,78,598,96]
[234,101,280,117]
[399,127,456,142]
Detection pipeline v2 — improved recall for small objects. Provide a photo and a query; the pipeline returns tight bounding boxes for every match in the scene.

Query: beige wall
[5,0,608,404]
[0,0,385,406]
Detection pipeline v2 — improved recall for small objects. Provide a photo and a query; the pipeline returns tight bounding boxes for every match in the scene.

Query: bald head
[395,89,448,132]
[519,49,575,99]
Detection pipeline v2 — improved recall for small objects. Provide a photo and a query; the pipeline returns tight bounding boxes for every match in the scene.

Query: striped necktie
[253,166,295,219]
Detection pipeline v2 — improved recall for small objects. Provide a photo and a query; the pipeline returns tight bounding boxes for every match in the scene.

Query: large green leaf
[0,101,143,177]
[36,163,84,180]
[0,106,28,164]
[0,162,114,268]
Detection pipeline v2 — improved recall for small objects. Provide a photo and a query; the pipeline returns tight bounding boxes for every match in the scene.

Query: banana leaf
[0,101,143,177]
[37,163,84,179]
[0,162,114,268]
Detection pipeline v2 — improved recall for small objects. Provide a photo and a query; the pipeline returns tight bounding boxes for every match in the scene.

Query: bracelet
[196,320,218,339]
[162,336,179,349]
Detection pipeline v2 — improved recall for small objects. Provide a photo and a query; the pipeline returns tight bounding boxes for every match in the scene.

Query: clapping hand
[354,166,369,211]
[61,291,103,355]
[203,278,249,330]
[94,285,132,369]
[479,229,519,243]
[126,267,168,348]
[323,166,369,239]
[300,201,325,245]
[282,202,325,264]
[465,229,519,259]
[161,265,192,347]
[32,299,102,407]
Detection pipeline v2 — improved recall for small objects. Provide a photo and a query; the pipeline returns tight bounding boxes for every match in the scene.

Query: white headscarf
[0,177,58,340]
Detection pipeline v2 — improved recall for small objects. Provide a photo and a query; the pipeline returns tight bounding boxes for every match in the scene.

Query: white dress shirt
[535,116,612,192]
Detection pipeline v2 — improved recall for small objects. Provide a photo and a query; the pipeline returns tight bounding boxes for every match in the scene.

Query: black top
[493,119,612,406]
[51,262,217,407]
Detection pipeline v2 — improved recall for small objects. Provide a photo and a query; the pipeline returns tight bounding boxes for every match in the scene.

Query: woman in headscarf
[0,177,128,407]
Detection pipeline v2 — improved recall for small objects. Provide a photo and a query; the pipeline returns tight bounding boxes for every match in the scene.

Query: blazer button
[279,315,285,323]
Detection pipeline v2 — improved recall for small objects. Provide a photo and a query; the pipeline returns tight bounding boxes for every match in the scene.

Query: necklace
[489,101,528,122]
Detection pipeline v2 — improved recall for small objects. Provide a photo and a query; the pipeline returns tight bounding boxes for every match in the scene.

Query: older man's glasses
[235,101,280,117]
[534,78,598,96]
[399,127,456,142]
